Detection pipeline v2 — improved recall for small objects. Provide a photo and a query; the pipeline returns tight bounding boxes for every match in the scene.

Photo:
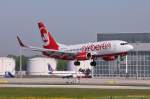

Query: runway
[1,78,150,86]
[1,84,150,89]
[0,78,150,89]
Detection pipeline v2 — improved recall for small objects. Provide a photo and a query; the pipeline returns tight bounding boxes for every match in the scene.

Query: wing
[17,35,76,59]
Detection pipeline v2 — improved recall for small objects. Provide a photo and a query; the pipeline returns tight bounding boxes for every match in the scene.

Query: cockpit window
[120,42,128,45]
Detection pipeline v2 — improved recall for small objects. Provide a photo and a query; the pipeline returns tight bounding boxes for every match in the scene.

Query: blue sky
[0,0,150,56]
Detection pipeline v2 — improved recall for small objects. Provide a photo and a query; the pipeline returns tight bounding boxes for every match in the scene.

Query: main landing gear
[74,60,96,67]
[90,60,96,67]
[74,61,80,66]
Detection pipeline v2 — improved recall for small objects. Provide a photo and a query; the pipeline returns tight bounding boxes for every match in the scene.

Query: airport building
[0,57,15,77]
[93,33,150,79]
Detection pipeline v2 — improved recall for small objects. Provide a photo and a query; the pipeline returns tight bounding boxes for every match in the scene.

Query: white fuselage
[60,40,133,57]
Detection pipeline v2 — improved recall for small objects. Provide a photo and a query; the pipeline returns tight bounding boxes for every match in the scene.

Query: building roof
[97,33,150,43]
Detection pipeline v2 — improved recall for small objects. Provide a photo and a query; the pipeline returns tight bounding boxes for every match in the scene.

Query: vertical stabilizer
[38,22,59,50]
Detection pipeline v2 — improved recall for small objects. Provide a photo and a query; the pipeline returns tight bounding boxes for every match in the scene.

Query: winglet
[17,35,27,47]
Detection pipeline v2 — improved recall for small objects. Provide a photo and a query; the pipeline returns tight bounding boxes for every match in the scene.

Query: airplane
[47,64,85,78]
[17,22,133,66]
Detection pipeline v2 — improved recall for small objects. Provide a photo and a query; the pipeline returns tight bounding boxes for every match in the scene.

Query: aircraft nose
[129,44,134,50]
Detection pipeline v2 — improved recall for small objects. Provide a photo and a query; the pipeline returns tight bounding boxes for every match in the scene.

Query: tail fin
[38,22,59,50]
[48,64,54,74]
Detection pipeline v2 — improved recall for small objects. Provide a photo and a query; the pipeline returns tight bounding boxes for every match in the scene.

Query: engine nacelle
[102,55,118,61]
[76,52,92,60]
[102,52,127,61]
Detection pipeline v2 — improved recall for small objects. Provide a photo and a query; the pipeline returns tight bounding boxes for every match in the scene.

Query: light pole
[19,47,22,78]
[135,41,140,79]
[116,55,120,76]
[136,49,138,79]
[125,55,128,74]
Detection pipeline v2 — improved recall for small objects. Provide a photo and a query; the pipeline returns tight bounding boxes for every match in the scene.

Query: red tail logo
[38,22,59,50]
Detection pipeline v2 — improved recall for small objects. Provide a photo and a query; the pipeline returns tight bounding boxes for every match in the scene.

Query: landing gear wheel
[90,61,96,67]
[74,61,80,66]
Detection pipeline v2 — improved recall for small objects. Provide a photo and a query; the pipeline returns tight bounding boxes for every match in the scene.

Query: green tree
[57,60,68,71]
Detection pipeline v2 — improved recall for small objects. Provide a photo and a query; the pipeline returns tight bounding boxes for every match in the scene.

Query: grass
[0,88,150,99]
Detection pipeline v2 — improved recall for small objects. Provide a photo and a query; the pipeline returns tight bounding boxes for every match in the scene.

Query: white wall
[27,57,57,75]
[0,57,15,76]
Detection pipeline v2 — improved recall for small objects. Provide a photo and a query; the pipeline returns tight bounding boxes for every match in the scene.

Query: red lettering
[81,42,111,52]
[94,44,99,51]
[90,44,95,51]
[81,46,86,52]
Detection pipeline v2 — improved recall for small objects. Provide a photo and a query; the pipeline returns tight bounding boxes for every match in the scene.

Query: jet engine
[102,55,118,61]
[75,52,92,60]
